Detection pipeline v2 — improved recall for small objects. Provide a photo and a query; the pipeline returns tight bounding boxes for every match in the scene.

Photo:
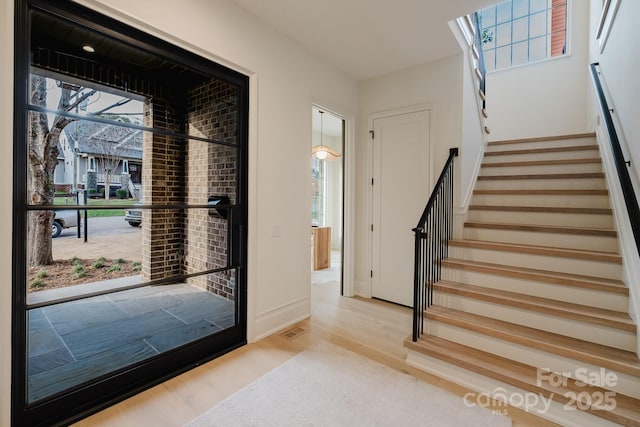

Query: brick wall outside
[142,99,185,281]
[184,79,239,300]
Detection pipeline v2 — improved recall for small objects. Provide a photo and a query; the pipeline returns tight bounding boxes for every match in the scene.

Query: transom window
[479,0,568,71]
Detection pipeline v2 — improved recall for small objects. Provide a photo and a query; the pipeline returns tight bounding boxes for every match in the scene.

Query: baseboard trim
[254,297,310,341]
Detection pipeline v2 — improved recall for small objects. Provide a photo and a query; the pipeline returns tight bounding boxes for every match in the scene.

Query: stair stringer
[406,350,621,427]
[595,123,640,355]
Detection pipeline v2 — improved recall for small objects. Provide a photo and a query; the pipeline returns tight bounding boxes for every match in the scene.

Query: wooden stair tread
[424,306,640,377]
[482,158,601,167]
[474,189,608,195]
[464,221,616,237]
[405,335,640,425]
[485,145,599,156]
[441,258,628,294]
[434,281,635,331]
[487,133,596,146]
[468,205,612,215]
[449,239,622,263]
[477,172,605,180]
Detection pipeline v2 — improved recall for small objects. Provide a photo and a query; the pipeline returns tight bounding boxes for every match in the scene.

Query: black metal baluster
[412,148,458,341]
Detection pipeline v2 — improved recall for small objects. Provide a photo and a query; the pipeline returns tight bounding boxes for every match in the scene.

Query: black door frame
[12,1,249,425]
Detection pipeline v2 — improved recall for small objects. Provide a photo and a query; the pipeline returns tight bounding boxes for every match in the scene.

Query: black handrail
[412,148,458,341]
[590,63,640,257]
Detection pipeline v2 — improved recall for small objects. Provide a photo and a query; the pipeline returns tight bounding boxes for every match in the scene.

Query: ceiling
[231,0,498,80]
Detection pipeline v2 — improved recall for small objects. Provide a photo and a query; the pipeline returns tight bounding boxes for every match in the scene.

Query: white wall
[484,0,591,141]
[588,0,640,190]
[0,0,13,424]
[355,55,463,296]
[587,0,640,353]
[0,1,358,421]
[76,0,358,337]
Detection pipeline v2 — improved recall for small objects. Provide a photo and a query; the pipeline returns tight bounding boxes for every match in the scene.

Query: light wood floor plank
[73,282,557,427]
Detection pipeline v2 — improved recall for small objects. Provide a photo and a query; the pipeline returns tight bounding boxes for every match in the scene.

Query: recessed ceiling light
[82,44,95,53]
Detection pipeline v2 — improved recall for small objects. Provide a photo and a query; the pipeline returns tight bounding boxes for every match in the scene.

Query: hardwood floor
[74,282,558,426]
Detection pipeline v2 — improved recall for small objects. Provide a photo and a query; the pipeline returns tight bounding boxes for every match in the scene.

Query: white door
[371,109,430,306]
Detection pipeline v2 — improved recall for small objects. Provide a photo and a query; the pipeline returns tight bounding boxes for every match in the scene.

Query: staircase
[405,133,640,426]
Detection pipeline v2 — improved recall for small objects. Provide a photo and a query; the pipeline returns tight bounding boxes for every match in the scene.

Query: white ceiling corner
[230,0,499,80]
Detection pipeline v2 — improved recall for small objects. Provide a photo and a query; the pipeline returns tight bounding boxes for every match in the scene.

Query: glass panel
[529,11,547,38]
[183,207,231,273]
[496,23,512,47]
[186,78,239,145]
[481,26,496,50]
[512,0,529,19]
[496,46,512,69]
[484,49,496,71]
[496,1,512,24]
[529,36,548,62]
[26,110,147,205]
[512,17,529,43]
[26,209,143,298]
[311,157,325,226]
[512,41,529,66]
[551,29,566,56]
[28,72,145,129]
[27,271,235,402]
[530,0,548,13]
[479,6,497,27]
[185,140,239,206]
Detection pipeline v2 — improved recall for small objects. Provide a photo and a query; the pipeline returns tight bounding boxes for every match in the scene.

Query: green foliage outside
[53,197,137,217]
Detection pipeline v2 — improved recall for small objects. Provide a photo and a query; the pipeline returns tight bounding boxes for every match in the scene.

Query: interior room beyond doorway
[310,107,343,289]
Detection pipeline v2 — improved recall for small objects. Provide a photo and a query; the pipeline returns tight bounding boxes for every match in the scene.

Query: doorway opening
[310,107,344,293]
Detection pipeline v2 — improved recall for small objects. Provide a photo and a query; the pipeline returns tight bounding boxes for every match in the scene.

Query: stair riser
[448,246,621,280]
[475,178,606,191]
[441,266,629,311]
[421,322,640,399]
[462,228,618,252]
[486,138,597,152]
[431,293,636,351]
[467,209,613,228]
[480,163,603,175]
[483,150,600,163]
[471,194,610,208]
[406,351,623,427]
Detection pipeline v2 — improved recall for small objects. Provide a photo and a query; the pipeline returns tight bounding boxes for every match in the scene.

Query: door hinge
[370,224,374,232]
[371,178,374,186]
[370,270,373,278]
[369,130,374,139]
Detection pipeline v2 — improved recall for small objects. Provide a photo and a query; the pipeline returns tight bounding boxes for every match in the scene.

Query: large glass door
[13,1,248,425]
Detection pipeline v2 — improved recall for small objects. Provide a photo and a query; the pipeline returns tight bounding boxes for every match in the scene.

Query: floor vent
[280,326,305,339]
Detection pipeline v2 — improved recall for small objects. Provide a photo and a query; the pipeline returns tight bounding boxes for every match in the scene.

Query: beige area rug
[186,341,511,427]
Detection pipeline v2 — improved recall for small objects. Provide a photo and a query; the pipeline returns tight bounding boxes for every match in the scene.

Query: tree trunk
[27,75,57,266]
[104,174,111,200]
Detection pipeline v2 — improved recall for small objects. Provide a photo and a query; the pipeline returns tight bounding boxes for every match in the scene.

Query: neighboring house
[56,119,142,197]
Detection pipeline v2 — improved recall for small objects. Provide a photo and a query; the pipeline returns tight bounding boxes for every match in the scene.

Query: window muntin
[479,0,568,71]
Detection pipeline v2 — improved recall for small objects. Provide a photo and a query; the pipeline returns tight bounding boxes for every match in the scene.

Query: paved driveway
[53,216,142,262]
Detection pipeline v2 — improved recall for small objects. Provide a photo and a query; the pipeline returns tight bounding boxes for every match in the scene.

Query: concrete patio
[28,283,235,402]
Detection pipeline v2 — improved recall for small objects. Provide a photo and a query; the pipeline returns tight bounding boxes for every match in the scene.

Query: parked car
[125,202,142,227]
[53,210,78,238]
